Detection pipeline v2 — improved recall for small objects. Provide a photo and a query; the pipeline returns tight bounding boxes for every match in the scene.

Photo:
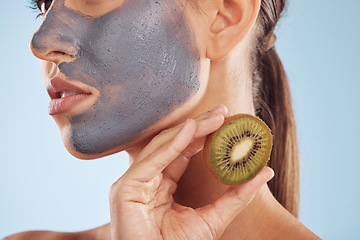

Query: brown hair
[253,0,299,217]
[188,0,300,217]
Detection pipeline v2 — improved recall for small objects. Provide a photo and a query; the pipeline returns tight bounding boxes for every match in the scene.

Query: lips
[47,77,92,115]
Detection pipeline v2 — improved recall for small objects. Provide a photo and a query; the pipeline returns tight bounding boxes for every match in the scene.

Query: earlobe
[206,0,261,61]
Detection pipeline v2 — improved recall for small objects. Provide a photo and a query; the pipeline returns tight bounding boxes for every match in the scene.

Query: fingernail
[270,168,275,179]
[205,106,220,119]
[211,104,228,114]
[265,167,275,182]
[207,105,227,119]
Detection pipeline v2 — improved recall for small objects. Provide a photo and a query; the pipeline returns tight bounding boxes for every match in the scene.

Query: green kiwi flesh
[209,115,272,185]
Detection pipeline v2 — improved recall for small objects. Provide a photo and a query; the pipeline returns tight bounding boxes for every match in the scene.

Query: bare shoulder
[2,223,111,240]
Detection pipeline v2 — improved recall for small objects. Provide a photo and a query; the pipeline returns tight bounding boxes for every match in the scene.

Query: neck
[201,55,255,117]
[127,56,279,238]
[124,52,319,239]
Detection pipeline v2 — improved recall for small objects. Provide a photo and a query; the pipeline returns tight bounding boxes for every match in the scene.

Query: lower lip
[48,94,92,115]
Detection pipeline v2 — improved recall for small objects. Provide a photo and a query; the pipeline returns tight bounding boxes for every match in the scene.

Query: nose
[30,6,79,65]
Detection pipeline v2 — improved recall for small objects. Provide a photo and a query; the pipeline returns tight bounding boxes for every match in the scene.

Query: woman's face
[31,0,209,159]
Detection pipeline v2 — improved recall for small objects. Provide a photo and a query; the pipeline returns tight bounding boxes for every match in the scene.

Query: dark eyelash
[27,0,38,11]
[27,0,42,19]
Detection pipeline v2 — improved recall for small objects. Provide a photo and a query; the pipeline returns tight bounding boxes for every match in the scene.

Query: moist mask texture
[32,0,200,154]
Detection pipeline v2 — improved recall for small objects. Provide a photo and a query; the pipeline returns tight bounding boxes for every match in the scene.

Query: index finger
[136,104,228,162]
[129,119,197,182]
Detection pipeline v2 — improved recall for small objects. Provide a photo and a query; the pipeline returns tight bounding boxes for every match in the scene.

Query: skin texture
[9,0,322,239]
[31,0,200,155]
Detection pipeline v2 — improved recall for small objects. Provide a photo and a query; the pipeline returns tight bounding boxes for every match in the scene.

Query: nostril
[45,50,77,64]
[47,50,68,57]
[30,25,78,64]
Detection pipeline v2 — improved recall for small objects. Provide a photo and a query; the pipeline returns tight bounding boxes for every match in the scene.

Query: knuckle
[110,180,119,192]
[228,187,249,206]
[180,149,193,161]
[212,210,227,238]
[206,220,222,240]
[182,143,203,159]
[169,141,183,155]
[208,225,218,240]
[109,176,126,196]
[109,183,119,199]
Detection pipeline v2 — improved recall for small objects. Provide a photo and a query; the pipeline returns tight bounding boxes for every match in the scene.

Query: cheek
[48,0,202,155]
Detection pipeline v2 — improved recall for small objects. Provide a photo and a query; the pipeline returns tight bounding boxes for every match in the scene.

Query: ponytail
[186,0,299,217]
[254,46,299,217]
[253,0,300,217]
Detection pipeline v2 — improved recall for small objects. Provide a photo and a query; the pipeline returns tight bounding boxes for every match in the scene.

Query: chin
[59,124,153,160]
[53,115,126,160]
[61,135,130,160]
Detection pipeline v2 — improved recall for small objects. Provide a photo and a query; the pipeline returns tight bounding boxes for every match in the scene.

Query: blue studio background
[1,0,359,239]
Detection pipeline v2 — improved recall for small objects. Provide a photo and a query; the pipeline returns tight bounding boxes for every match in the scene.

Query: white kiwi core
[230,138,254,164]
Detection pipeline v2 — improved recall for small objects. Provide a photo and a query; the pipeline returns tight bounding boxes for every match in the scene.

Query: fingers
[192,104,228,139]
[124,105,227,185]
[196,167,275,239]
[163,137,206,183]
[136,104,228,162]
[160,106,228,183]
[130,119,197,182]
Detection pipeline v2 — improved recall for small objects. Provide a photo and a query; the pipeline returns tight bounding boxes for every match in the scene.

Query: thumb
[196,167,274,239]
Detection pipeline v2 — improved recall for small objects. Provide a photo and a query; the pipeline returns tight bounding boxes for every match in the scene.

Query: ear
[206,0,261,61]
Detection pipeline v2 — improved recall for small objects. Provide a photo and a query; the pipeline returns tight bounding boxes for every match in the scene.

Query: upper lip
[47,77,91,99]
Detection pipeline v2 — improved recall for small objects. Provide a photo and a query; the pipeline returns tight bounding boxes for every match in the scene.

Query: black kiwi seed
[204,114,273,185]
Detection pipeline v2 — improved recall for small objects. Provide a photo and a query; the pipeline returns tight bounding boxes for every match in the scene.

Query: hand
[109,105,274,240]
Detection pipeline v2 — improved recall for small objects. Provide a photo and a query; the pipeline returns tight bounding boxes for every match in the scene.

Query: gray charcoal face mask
[32,0,200,154]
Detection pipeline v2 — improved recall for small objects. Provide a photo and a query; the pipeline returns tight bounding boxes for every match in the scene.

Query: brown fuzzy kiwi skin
[203,114,273,185]
[203,127,219,181]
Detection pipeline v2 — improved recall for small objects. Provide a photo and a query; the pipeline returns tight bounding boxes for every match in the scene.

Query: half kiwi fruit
[203,114,273,185]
